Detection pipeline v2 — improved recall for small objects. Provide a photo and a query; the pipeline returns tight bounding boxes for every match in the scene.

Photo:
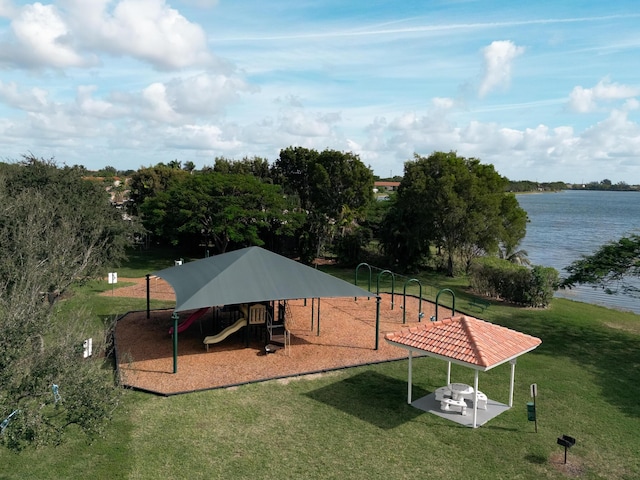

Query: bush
[469,257,558,307]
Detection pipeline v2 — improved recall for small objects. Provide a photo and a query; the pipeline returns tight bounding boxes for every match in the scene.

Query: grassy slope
[1,255,639,480]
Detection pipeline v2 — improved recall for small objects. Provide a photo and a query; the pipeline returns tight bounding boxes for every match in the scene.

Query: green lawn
[2,255,639,480]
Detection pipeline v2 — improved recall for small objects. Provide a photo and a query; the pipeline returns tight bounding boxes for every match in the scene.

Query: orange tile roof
[384,315,541,370]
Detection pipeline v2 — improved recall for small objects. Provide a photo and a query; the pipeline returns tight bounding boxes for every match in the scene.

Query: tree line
[125,149,531,277]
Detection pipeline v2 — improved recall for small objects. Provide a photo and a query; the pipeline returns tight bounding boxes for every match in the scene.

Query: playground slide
[168,307,210,335]
[203,318,248,350]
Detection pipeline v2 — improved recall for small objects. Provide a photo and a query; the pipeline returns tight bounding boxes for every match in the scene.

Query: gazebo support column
[472,370,479,428]
[446,361,452,385]
[407,351,413,404]
[509,359,516,407]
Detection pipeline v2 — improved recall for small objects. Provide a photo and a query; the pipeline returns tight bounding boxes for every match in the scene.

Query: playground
[112,277,455,395]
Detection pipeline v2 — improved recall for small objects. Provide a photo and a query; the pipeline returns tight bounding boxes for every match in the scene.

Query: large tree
[272,147,374,263]
[139,171,300,253]
[380,151,527,275]
[561,234,640,296]
[0,157,133,449]
[128,163,190,213]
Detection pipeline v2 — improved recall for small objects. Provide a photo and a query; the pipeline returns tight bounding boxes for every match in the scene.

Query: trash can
[527,402,536,421]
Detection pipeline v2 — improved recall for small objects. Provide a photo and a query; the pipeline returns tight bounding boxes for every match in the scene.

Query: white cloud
[0,0,18,17]
[478,40,525,98]
[278,109,340,137]
[88,0,214,70]
[75,85,123,119]
[165,124,241,151]
[141,83,180,123]
[164,73,254,115]
[0,81,50,111]
[568,78,640,113]
[2,3,94,68]
[0,0,216,70]
[180,0,219,7]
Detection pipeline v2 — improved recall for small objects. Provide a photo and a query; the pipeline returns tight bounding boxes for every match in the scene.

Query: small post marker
[528,383,538,433]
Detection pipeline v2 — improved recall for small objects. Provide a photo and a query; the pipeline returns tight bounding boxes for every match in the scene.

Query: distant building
[373,181,400,201]
[374,181,400,191]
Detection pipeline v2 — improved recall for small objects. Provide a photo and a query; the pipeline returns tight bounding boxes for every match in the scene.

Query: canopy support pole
[310,298,314,331]
[172,312,178,374]
[509,359,517,407]
[146,274,150,319]
[374,296,381,350]
[316,298,321,336]
[407,350,413,404]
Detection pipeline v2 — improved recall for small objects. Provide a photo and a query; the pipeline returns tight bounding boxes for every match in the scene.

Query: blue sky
[1,0,639,183]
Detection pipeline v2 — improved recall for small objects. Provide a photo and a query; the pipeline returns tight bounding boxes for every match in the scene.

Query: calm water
[516,190,640,314]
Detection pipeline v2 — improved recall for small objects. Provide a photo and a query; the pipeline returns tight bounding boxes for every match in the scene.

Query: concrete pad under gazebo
[385,315,542,428]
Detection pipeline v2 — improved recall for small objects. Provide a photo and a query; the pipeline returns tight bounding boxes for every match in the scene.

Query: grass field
[1,250,639,480]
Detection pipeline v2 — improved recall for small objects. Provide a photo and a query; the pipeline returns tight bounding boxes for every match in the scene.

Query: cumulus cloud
[0,3,95,68]
[0,0,215,70]
[82,0,215,70]
[478,40,525,98]
[75,85,123,119]
[0,81,50,111]
[568,78,640,113]
[0,0,18,17]
[164,73,255,115]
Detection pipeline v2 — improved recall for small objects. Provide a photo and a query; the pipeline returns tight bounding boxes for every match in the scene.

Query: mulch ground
[112,277,455,395]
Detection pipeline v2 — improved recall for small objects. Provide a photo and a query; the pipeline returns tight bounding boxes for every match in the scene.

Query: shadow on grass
[497,308,640,419]
[524,453,547,465]
[305,371,427,429]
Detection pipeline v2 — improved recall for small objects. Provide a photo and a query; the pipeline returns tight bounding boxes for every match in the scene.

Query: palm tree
[498,243,531,266]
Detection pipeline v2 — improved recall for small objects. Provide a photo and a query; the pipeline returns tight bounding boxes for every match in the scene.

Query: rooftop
[385,315,542,370]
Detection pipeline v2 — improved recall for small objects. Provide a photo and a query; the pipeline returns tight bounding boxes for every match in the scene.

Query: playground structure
[167,301,291,353]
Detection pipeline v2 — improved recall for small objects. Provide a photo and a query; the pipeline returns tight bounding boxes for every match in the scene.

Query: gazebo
[385,315,542,428]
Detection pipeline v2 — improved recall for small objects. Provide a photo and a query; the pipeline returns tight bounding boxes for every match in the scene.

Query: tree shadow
[497,308,640,419]
[305,371,428,429]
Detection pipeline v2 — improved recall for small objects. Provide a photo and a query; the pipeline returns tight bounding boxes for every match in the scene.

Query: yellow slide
[203,318,248,351]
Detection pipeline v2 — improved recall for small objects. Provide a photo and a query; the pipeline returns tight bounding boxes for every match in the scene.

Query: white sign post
[83,338,93,358]
[108,272,118,295]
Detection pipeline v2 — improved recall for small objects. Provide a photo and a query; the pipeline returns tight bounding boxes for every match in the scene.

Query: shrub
[469,257,558,307]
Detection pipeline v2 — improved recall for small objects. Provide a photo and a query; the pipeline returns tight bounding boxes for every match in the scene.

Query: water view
[516,190,640,314]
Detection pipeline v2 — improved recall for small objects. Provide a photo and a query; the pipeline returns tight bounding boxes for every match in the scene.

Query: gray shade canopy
[153,246,376,312]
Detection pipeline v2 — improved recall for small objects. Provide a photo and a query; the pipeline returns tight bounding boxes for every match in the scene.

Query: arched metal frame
[355,263,372,297]
[434,288,456,321]
[376,270,396,310]
[402,278,423,324]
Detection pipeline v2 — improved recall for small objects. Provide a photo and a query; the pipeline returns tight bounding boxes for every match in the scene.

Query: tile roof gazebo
[385,315,542,428]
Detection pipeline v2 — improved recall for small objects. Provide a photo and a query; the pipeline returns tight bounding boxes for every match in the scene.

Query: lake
[516,190,640,314]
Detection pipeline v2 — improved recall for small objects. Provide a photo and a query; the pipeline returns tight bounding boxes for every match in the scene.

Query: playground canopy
[152,246,377,312]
